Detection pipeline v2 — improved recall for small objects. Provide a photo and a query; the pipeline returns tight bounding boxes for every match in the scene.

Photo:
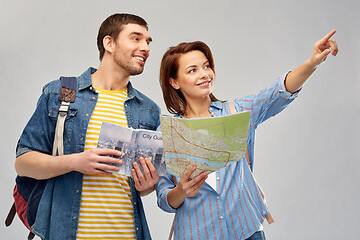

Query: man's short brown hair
[97,13,148,61]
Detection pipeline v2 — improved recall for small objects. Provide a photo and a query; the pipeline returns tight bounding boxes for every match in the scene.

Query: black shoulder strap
[5,202,16,227]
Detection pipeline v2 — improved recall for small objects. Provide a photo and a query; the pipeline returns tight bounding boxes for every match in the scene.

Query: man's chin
[130,68,144,76]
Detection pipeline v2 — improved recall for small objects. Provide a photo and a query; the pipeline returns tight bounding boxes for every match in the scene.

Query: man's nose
[140,40,150,53]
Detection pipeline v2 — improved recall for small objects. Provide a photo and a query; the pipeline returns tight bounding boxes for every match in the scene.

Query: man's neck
[91,59,130,90]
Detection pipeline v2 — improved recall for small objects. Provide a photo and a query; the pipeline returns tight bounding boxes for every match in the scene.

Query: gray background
[1,0,359,239]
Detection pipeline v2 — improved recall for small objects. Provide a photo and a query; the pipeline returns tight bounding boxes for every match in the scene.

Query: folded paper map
[160,112,250,179]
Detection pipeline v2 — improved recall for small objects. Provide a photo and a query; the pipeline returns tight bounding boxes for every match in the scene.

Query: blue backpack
[5,77,77,239]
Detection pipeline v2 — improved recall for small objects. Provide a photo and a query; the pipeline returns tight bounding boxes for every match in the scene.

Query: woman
[156,31,338,240]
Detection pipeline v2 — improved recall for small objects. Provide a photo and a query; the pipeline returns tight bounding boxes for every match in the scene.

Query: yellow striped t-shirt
[76,86,136,240]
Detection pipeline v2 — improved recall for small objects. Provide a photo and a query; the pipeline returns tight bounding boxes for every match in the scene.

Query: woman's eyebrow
[185,65,197,70]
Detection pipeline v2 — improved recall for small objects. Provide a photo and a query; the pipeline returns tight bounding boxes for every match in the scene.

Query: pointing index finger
[320,30,336,44]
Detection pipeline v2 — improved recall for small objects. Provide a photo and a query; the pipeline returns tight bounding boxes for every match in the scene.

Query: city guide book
[97,122,166,177]
[160,111,250,179]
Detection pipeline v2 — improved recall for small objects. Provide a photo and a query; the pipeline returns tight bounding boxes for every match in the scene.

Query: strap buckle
[58,102,70,116]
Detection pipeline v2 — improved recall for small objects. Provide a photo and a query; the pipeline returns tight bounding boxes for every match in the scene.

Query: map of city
[160,111,250,179]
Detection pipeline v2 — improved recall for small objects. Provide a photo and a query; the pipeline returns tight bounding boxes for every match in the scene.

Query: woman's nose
[199,68,210,79]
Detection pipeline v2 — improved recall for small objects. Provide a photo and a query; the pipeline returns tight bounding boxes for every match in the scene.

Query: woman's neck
[183,97,212,119]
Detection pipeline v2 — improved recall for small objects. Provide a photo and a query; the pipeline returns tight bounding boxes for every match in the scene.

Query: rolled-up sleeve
[156,123,178,213]
[234,72,301,129]
[16,84,55,158]
[278,71,301,99]
[155,173,178,213]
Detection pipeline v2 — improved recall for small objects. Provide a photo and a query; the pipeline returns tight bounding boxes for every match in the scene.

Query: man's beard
[114,54,145,76]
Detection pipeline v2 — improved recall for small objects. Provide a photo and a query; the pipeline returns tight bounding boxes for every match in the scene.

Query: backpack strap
[27,232,35,240]
[52,77,77,156]
[6,195,36,240]
[5,202,16,227]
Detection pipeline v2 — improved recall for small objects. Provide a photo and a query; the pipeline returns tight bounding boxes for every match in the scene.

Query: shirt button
[136,227,139,231]
[76,190,80,193]
[86,114,89,117]
[217,196,220,199]
[134,202,136,205]
[80,138,84,141]
[216,177,220,180]
[92,97,96,100]
[73,216,77,220]
[220,216,223,219]
[90,87,93,90]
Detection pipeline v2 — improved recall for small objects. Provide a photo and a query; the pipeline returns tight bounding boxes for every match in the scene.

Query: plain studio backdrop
[1,0,359,239]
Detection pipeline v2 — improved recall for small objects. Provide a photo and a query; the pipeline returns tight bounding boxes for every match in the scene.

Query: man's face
[112,23,152,76]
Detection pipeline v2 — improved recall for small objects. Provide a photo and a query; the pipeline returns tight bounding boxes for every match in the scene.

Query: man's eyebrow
[130,32,153,43]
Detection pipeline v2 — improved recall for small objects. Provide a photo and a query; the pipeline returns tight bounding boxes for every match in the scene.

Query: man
[15,13,160,240]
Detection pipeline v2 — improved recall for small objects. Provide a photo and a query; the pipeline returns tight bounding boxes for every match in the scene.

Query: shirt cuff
[278,71,301,99]
[156,186,178,213]
[16,146,34,158]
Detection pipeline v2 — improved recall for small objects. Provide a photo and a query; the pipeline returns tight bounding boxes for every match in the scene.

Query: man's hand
[71,148,122,175]
[15,148,122,179]
[132,157,159,195]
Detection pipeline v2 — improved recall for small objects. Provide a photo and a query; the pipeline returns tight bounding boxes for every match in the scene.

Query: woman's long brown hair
[159,41,220,115]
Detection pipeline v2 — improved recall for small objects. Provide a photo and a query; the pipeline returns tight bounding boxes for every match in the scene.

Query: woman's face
[170,50,215,101]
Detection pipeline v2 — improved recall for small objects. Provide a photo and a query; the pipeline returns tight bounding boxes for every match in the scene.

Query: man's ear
[103,36,114,54]
[169,77,180,90]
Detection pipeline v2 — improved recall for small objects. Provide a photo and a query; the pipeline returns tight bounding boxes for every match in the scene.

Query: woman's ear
[169,77,180,90]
